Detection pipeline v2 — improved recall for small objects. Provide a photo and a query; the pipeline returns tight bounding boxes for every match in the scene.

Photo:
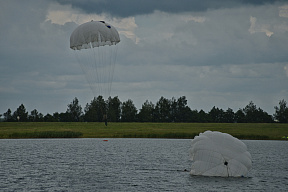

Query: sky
[1,0,288,116]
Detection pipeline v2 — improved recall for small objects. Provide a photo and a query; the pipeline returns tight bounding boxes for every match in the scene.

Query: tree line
[1,96,288,123]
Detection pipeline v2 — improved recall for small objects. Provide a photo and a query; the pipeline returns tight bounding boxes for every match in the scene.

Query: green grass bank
[1,122,288,140]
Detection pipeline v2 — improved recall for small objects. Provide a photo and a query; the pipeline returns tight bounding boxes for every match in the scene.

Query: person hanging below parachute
[70,20,120,126]
[103,114,108,126]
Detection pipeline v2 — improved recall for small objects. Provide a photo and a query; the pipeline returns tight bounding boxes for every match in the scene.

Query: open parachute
[190,131,252,177]
[70,20,120,99]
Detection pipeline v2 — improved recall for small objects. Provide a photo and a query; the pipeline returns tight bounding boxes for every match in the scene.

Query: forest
[1,96,288,123]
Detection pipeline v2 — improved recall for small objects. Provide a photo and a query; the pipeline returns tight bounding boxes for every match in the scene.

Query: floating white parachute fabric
[70,20,120,50]
[190,131,252,177]
[70,21,120,99]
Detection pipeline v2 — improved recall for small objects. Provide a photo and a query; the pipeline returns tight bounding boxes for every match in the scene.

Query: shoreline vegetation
[1,122,288,140]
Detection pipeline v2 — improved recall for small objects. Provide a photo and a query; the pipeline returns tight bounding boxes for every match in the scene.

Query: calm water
[0,138,287,191]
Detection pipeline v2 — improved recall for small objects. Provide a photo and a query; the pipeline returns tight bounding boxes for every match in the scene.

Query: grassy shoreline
[1,122,288,140]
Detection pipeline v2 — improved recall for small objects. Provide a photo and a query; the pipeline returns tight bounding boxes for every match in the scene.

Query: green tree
[3,109,13,122]
[66,97,83,122]
[224,108,235,123]
[242,101,273,123]
[235,109,246,123]
[198,110,209,122]
[84,96,106,122]
[84,102,95,122]
[121,99,137,122]
[208,106,225,123]
[171,96,191,122]
[13,104,28,122]
[154,96,171,122]
[243,101,258,123]
[274,99,288,123]
[53,112,60,122]
[29,109,43,122]
[107,96,121,122]
[138,100,155,122]
[190,109,199,122]
[59,112,71,122]
[256,108,273,123]
[44,113,58,122]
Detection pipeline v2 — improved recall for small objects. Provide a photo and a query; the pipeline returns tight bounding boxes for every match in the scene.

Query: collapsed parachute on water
[70,20,120,99]
[190,131,252,177]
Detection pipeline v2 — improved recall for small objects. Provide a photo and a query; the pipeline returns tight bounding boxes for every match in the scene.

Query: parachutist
[70,21,120,115]
[103,114,108,126]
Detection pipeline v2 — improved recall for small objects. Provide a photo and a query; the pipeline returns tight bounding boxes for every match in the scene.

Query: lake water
[0,138,287,191]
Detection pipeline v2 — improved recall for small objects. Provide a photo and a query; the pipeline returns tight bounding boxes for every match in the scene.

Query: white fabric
[190,131,252,177]
[69,21,120,98]
[70,21,120,50]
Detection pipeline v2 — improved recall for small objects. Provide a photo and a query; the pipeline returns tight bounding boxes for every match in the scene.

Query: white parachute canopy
[70,21,120,99]
[190,131,252,177]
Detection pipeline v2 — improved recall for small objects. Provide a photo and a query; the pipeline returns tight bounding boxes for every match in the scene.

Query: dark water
[0,139,287,191]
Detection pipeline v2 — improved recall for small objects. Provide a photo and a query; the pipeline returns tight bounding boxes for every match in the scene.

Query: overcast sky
[1,0,288,115]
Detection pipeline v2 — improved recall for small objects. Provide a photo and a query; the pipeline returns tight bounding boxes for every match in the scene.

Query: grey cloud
[1,0,288,115]
[56,0,286,17]
[0,1,82,114]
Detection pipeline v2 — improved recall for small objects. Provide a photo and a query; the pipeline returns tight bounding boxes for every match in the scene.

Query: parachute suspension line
[226,165,229,177]
[98,42,104,98]
[101,44,106,97]
[106,45,112,98]
[90,42,101,97]
[108,45,118,98]
[90,43,118,100]
[93,40,107,122]
[223,159,229,177]
[102,45,107,98]
[75,49,95,97]
[107,46,113,98]
[109,46,112,97]
[88,44,98,97]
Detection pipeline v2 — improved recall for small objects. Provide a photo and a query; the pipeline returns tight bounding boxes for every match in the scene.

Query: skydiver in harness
[103,114,108,126]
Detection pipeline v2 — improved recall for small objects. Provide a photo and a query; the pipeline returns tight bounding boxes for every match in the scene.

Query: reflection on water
[0,139,287,191]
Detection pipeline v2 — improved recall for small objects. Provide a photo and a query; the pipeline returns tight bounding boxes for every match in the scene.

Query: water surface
[1,139,287,191]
